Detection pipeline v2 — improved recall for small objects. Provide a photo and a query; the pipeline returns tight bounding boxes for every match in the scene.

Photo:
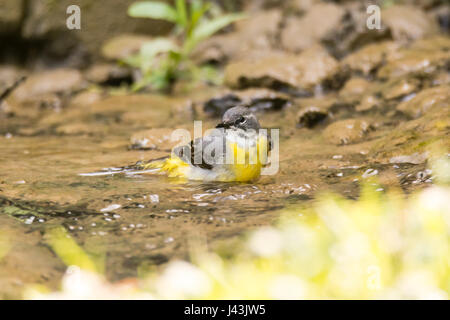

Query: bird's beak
[216,122,230,129]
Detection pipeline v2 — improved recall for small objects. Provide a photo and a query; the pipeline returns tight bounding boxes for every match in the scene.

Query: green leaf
[140,38,179,59]
[121,54,142,68]
[191,13,245,44]
[175,0,188,27]
[189,0,210,33]
[190,0,203,16]
[139,38,179,73]
[128,1,178,22]
[47,227,99,272]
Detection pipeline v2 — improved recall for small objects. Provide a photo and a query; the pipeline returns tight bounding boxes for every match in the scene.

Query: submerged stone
[341,41,399,76]
[396,85,450,118]
[377,48,450,79]
[69,91,104,108]
[371,108,449,163]
[355,94,381,112]
[339,78,372,98]
[12,68,83,103]
[129,128,177,150]
[381,77,421,100]
[323,119,370,145]
[0,66,23,93]
[55,122,108,135]
[389,152,429,165]
[410,35,450,51]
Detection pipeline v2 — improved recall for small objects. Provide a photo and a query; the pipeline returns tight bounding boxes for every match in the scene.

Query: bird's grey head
[216,106,260,131]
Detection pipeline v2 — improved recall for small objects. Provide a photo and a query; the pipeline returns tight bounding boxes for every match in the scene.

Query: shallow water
[1,86,439,298]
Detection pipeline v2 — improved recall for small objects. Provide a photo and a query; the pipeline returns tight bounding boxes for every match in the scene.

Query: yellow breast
[228,134,268,182]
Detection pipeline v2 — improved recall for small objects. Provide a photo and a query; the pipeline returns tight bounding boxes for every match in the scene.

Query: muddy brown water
[0,88,438,299]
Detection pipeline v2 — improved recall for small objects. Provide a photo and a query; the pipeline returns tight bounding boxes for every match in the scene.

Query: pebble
[24,216,35,225]
[164,237,174,243]
[362,168,378,178]
[100,204,121,212]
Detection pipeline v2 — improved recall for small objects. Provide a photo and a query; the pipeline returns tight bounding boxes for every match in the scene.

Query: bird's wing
[173,129,227,170]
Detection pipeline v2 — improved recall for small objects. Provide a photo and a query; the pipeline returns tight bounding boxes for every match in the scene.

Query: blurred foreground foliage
[25,157,450,299]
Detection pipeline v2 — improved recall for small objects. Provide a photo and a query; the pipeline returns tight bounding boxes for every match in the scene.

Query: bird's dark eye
[236,116,246,124]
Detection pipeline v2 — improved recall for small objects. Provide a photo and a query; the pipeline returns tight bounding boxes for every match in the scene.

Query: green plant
[126,0,244,91]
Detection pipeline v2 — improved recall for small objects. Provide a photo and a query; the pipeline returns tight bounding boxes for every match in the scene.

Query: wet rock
[0,70,25,116]
[18,1,172,66]
[323,119,370,145]
[170,99,195,121]
[321,2,391,58]
[396,85,450,118]
[432,71,450,86]
[203,89,290,117]
[192,38,229,64]
[353,76,421,112]
[130,128,177,150]
[69,91,104,108]
[281,3,345,52]
[433,4,450,33]
[101,34,154,60]
[355,94,381,112]
[203,94,241,117]
[371,110,449,164]
[297,107,329,128]
[192,10,281,64]
[410,35,450,51]
[84,64,133,86]
[234,9,281,50]
[0,66,23,93]
[341,41,399,76]
[389,152,429,165]
[12,69,83,103]
[0,0,22,32]
[382,5,439,41]
[295,95,344,128]
[339,78,372,98]
[118,98,172,127]
[288,0,320,13]
[55,122,108,135]
[35,94,176,135]
[224,45,340,94]
[381,77,421,100]
[377,48,450,79]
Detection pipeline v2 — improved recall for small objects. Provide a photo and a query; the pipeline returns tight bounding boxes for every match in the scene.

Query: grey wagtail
[80,106,271,182]
[142,106,271,182]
